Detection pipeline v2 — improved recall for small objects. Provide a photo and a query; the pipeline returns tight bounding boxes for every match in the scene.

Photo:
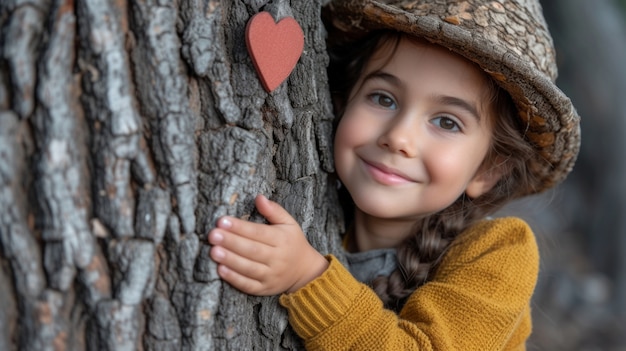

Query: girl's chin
[352,195,450,221]
[354,202,421,221]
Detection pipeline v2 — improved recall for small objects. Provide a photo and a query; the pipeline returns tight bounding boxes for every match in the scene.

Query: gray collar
[344,248,398,284]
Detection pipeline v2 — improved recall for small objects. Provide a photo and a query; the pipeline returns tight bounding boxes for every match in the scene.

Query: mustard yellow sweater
[279,217,539,350]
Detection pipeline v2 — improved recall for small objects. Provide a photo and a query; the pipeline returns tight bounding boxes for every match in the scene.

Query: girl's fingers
[208,194,308,295]
[215,215,270,243]
[210,245,268,283]
[215,263,266,295]
[255,195,297,226]
[214,195,297,244]
[209,228,271,263]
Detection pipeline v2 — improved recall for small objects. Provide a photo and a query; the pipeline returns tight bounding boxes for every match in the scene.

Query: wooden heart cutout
[246,12,304,92]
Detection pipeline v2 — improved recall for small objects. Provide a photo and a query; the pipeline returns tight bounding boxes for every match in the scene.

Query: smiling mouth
[362,160,415,185]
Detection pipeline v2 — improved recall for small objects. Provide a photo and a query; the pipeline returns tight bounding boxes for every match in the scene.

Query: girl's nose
[377,116,419,157]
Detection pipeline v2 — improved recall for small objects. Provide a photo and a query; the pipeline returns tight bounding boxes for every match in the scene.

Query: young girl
[208,0,580,349]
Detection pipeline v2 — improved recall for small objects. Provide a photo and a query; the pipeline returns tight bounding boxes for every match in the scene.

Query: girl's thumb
[255,194,295,225]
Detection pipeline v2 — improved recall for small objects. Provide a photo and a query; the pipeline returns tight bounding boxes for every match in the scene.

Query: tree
[0,0,344,349]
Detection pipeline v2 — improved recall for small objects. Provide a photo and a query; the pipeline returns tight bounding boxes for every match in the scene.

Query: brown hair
[328,31,538,311]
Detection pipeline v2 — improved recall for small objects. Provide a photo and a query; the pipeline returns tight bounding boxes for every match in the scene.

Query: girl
[208,0,580,349]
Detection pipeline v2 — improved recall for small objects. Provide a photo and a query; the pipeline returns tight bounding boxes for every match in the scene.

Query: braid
[371,201,462,311]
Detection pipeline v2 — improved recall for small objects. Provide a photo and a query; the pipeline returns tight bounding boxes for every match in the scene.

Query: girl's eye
[432,116,461,132]
[368,93,397,109]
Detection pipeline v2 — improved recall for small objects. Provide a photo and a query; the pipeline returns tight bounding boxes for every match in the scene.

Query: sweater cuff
[279,254,364,339]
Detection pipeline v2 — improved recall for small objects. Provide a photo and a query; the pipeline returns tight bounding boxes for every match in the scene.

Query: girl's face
[334,37,499,222]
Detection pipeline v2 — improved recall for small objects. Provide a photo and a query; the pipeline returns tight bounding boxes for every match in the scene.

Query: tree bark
[0,0,343,350]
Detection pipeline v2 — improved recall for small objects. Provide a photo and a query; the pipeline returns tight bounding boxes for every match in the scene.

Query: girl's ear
[465,157,507,199]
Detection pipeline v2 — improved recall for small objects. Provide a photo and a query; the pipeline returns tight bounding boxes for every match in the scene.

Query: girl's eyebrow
[433,95,482,122]
[362,70,403,88]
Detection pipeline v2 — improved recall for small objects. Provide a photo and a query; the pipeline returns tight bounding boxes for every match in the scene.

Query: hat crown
[333,0,557,81]
[393,0,557,80]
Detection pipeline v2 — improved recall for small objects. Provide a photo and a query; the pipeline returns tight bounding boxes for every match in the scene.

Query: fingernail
[212,247,225,260]
[219,217,232,228]
[218,265,229,276]
[211,231,223,243]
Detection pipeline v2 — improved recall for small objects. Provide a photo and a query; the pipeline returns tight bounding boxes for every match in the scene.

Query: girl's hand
[208,195,329,296]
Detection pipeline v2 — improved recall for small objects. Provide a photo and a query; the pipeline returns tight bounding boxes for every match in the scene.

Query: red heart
[246,12,304,93]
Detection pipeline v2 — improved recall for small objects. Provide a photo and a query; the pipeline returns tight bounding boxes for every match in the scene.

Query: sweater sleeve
[279,217,539,351]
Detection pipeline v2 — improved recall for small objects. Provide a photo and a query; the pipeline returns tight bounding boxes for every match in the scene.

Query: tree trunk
[0,0,343,350]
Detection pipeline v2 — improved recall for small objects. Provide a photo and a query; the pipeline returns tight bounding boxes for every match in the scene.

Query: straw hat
[325,0,580,194]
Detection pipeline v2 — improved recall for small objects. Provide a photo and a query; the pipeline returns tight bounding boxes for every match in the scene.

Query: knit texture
[279,217,539,350]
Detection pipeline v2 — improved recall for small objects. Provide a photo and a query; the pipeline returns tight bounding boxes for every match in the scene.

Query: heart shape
[246,12,304,92]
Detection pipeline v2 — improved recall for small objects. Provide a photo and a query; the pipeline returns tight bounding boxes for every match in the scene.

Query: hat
[325,0,580,194]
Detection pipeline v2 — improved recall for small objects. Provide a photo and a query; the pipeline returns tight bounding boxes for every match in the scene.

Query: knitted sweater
[279,217,539,350]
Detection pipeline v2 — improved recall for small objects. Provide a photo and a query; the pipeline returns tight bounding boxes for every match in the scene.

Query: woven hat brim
[327,0,581,195]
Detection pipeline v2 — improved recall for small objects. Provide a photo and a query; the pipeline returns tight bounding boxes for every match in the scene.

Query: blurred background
[497,0,626,349]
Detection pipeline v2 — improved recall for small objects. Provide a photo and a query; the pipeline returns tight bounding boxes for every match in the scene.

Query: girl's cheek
[333,118,351,148]
[336,108,368,141]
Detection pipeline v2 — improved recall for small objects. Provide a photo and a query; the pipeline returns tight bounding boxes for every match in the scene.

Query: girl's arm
[209,198,537,350]
[281,217,538,351]
[208,194,329,295]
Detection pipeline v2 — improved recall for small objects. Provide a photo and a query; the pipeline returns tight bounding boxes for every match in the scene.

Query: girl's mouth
[362,160,415,185]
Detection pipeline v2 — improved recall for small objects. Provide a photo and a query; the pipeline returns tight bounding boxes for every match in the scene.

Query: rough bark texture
[0,0,342,350]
